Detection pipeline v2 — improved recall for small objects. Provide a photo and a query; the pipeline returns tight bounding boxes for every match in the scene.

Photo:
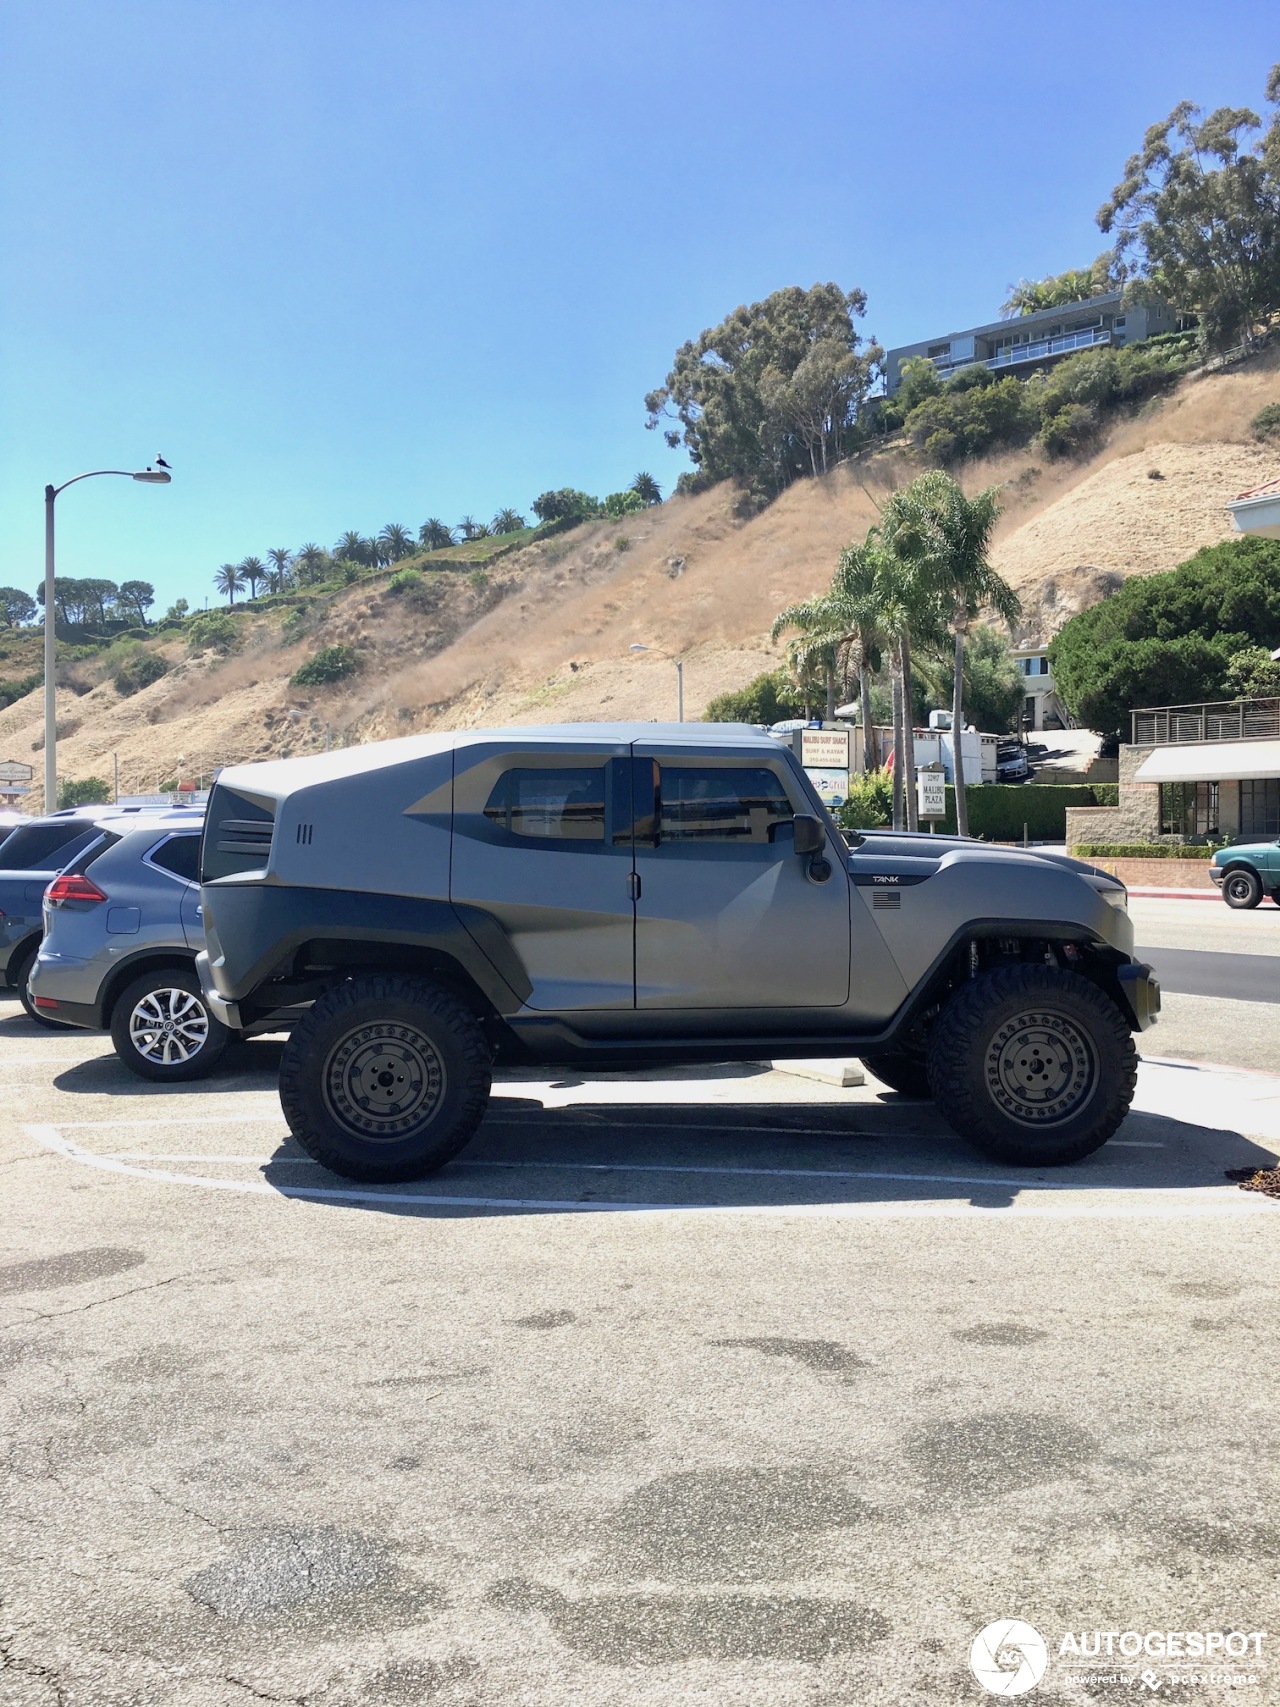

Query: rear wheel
[927,964,1137,1167]
[278,974,492,1182]
[110,966,232,1081]
[860,1049,933,1099]
[1222,867,1263,910]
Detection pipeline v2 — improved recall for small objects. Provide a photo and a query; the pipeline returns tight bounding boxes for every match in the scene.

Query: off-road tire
[110,966,232,1081]
[279,974,492,1182]
[861,1049,933,1099]
[927,964,1137,1167]
[12,942,73,1031]
[1222,867,1263,910]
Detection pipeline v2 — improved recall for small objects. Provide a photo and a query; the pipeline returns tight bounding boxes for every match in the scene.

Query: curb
[1127,887,1220,901]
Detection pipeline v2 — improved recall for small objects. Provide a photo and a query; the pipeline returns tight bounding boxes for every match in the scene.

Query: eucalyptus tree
[214,562,244,608]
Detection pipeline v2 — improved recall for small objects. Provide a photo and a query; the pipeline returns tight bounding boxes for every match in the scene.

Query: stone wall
[1065,743,1163,848]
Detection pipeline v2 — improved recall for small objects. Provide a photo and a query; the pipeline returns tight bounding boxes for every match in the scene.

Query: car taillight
[46,873,107,907]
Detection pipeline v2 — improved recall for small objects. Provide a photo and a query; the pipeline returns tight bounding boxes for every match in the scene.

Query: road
[1128,895,1280,1072]
[2,976,1279,1707]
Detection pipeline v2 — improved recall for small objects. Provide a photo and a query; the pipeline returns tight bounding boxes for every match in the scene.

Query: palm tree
[829,541,887,774]
[419,519,454,550]
[378,523,414,562]
[335,530,367,565]
[240,556,267,599]
[294,543,325,586]
[770,595,842,720]
[214,563,244,608]
[457,515,480,541]
[884,471,1019,836]
[491,508,525,535]
[632,472,662,505]
[877,497,951,832]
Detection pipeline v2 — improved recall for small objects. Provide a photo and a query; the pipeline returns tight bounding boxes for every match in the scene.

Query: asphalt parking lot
[3,962,1280,1707]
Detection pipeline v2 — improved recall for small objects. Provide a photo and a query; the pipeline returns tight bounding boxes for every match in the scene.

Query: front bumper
[1209,867,1225,887]
[1117,960,1161,1031]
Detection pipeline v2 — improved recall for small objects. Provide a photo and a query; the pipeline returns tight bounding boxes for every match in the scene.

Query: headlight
[1100,886,1128,910]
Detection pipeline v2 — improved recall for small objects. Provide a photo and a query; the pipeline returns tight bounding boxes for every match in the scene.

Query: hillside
[3,346,1277,810]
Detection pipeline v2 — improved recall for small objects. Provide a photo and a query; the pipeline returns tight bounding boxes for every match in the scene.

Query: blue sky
[1,0,1274,611]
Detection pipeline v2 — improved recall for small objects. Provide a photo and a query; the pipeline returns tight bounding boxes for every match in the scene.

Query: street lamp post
[43,468,171,809]
[629,643,684,721]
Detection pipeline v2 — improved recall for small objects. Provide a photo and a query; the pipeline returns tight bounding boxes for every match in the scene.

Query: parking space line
[24,1123,1270,1220]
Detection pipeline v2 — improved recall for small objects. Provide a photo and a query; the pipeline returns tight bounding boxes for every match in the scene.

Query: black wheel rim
[1226,874,1254,903]
[323,1021,447,1141]
[984,1008,1098,1127]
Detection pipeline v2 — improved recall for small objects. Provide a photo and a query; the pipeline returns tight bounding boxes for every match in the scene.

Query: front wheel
[278,974,493,1182]
[1222,867,1263,910]
[927,964,1137,1167]
[111,966,232,1080]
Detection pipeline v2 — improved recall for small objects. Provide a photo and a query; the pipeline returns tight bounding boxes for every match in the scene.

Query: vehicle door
[450,739,635,1010]
[142,831,206,949]
[630,745,851,1009]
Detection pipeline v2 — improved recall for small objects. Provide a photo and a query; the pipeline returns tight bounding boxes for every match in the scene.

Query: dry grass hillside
[5,347,1278,810]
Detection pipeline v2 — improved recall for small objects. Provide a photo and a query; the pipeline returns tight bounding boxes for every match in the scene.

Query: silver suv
[197,723,1159,1183]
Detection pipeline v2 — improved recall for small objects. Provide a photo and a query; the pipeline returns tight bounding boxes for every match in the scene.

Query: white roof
[1133,740,1280,783]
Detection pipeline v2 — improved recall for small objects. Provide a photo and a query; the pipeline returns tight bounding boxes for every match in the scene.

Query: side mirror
[792,814,825,856]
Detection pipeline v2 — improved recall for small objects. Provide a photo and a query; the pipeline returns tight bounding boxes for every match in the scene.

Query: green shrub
[290,644,359,687]
[57,777,111,808]
[604,489,644,519]
[703,668,811,725]
[388,568,423,595]
[835,769,894,831]
[1250,403,1280,442]
[1089,783,1118,806]
[468,570,489,591]
[938,783,1098,841]
[0,670,42,710]
[113,650,168,697]
[280,604,312,641]
[186,611,240,654]
[1073,842,1217,859]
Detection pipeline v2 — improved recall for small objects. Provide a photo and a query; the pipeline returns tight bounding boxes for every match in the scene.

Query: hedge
[1088,783,1118,806]
[1073,842,1218,860]
[936,784,1099,841]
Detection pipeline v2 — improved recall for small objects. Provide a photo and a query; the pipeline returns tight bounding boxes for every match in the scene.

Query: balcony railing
[1131,697,1280,747]
[930,324,1113,381]
[987,325,1113,369]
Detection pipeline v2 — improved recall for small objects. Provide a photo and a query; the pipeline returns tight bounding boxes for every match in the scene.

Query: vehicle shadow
[46,1035,288,1097]
[252,1096,1277,1220]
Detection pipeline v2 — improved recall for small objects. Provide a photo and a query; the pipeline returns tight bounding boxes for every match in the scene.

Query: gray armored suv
[197,723,1158,1183]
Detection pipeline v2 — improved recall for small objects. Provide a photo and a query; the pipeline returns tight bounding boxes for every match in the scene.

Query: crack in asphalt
[0,1624,69,1707]
[149,1484,230,1535]
[4,1267,221,1327]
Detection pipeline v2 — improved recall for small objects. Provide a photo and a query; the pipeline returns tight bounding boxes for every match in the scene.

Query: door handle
[627,871,641,901]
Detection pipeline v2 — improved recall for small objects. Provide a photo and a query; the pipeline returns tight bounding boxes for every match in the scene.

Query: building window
[1159,781,1217,838]
[1240,778,1280,838]
[1160,781,1219,839]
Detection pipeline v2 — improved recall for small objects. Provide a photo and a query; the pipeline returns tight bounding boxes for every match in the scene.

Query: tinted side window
[0,824,98,871]
[658,767,794,844]
[148,833,202,881]
[483,768,606,842]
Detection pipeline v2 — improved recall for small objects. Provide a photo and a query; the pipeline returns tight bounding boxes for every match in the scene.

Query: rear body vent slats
[202,788,277,881]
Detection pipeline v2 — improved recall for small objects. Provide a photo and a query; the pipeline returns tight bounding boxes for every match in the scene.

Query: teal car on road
[1210,838,1280,908]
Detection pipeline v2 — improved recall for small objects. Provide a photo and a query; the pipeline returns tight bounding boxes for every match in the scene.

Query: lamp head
[629,643,648,652]
[132,470,172,483]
